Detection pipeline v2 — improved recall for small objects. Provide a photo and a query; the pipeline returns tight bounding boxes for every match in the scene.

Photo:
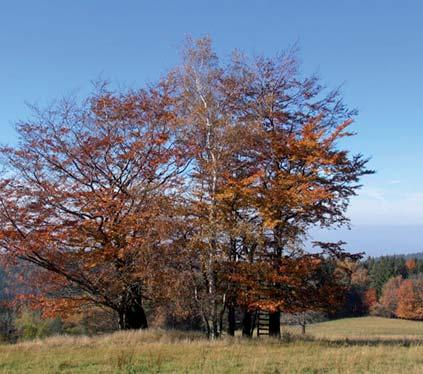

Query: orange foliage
[364,288,378,309]
[396,277,423,320]
[406,258,417,272]
[380,276,403,316]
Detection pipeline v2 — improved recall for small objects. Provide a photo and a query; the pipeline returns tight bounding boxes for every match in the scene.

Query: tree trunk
[210,316,219,339]
[228,306,236,336]
[301,323,306,335]
[118,303,148,330]
[118,311,125,330]
[269,311,280,338]
[242,309,254,337]
[202,314,211,338]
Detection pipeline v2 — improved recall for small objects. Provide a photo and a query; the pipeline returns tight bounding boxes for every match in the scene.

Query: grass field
[0,317,422,373]
[289,316,423,339]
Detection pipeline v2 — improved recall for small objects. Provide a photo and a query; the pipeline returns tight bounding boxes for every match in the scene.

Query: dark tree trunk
[118,311,125,330]
[269,311,280,338]
[118,303,148,330]
[203,316,211,338]
[242,309,254,337]
[127,303,148,329]
[301,323,306,335]
[228,306,236,336]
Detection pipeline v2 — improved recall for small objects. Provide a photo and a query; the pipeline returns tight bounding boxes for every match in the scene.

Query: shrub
[14,310,63,340]
[369,302,391,318]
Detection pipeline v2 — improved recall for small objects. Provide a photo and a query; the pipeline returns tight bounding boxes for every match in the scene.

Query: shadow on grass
[317,337,423,347]
[255,332,423,347]
[275,332,423,347]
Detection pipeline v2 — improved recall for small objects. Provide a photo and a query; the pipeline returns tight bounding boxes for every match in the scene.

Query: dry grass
[0,318,423,373]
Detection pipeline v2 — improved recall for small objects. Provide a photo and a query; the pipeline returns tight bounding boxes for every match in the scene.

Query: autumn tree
[219,48,372,336]
[406,258,417,276]
[363,288,378,311]
[379,275,403,317]
[169,38,264,338]
[396,276,423,320]
[335,260,376,317]
[0,82,189,329]
[171,38,371,338]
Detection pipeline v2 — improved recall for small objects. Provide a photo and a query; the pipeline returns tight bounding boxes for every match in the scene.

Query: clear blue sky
[1,0,422,255]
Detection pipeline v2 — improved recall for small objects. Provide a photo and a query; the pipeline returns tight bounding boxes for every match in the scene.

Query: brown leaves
[0,38,372,330]
[0,79,190,319]
[226,255,345,313]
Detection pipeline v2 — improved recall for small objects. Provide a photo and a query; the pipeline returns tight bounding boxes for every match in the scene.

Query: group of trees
[338,255,423,320]
[376,258,423,320]
[0,38,371,339]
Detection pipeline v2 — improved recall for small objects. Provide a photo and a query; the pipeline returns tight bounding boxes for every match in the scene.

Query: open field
[288,316,423,340]
[0,317,422,373]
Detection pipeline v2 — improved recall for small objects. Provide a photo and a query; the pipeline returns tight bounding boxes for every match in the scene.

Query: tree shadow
[316,337,423,347]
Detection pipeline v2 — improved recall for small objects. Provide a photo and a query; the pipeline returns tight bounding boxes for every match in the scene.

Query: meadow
[0,317,422,373]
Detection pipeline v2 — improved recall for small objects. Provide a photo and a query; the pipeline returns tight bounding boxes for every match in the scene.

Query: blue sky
[1,1,422,255]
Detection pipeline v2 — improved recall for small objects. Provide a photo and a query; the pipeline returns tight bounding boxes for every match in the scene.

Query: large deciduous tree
[172,38,371,338]
[227,51,372,336]
[0,83,188,329]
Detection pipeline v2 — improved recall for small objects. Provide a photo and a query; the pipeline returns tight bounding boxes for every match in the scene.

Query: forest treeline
[0,37,376,340]
[338,255,423,320]
[1,253,422,341]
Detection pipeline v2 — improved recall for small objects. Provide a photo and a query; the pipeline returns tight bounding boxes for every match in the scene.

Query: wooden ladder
[257,310,269,336]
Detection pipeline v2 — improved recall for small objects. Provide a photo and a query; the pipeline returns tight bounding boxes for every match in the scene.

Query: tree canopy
[0,37,372,338]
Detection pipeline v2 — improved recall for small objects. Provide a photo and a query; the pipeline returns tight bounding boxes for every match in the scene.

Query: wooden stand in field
[257,310,270,337]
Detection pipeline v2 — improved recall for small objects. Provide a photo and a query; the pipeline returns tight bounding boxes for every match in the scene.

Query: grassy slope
[290,316,423,339]
[0,317,422,373]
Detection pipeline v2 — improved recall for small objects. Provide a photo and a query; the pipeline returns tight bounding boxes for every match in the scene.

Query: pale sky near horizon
[0,1,422,255]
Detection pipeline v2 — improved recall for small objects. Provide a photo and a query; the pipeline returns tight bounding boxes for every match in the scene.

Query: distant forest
[334,252,423,320]
[403,252,423,260]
